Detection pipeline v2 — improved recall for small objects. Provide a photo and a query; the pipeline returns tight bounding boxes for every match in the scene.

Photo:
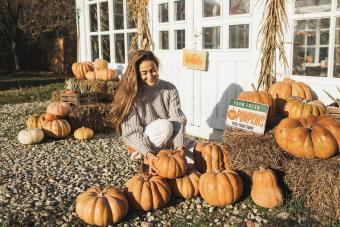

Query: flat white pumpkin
[18,128,44,145]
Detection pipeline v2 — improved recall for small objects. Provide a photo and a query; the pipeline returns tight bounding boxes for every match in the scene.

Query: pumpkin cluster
[72,59,118,81]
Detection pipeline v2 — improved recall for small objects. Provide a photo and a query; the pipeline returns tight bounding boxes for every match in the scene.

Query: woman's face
[139,60,159,86]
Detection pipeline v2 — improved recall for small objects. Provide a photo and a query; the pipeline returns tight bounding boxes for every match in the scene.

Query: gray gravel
[0,102,321,226]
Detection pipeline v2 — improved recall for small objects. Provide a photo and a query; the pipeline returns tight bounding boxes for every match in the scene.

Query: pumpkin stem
[251,83,257,92]
[259,166,266,171]
[138,163,151,180]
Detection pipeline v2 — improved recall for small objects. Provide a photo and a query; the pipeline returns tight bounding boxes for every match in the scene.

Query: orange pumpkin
[193,142,231,173]
[46,102,71,118]
[72,62,94,80]
[76,186,129,226]
[154,149,187,179]
[39,115,71,139]
[199,169,243,206]
[74,127,94,140]
[169,171,201,199]
[93,58,108,70]
[275,115,340,159]
[26,115,43,129]
[44,113,58,121]
[284,96,325,119]
[85,69,118,81]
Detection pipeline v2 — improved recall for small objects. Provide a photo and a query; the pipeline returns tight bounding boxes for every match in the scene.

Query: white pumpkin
[18,128,44,145]
[144,119,173,148]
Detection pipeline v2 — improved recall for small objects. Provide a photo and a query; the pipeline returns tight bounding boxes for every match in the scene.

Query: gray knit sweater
[121,79,187,155]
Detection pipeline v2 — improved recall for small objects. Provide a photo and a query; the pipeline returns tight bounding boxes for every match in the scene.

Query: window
[292,0,340,78]
[175,30,185,49]
[203,0,221,17]
[229,24,249,48]
[175,0,185,21]
[159,3,169,23]
[230,0,250,15]
[160,31,169,49]
[203,27,220,49]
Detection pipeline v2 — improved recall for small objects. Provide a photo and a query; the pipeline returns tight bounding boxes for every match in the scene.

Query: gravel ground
[0,102,323,226]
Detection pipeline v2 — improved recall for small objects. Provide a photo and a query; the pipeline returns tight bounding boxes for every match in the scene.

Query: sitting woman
[111,50,195,175]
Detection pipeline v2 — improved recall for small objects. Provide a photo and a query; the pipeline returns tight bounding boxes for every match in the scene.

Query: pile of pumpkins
[75,143,283,226]
[18,101,94,145]
[234,77,340,159]
[72,59,118,81]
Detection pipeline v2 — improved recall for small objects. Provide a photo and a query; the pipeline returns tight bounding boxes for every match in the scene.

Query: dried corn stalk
[127,0,153,54]
[257,0,288,91]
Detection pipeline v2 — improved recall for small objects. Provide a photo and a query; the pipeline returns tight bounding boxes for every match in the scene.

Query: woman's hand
[176,146,185,156]
[146,152,160,175]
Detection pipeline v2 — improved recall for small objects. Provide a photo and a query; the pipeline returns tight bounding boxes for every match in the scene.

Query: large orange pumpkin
[199,169,243,206]
[275,115,340,159]
[193,142,231,173]
[76,186,129,226]
[26,114,43,129]
[237,91,275,120]
[169,171,201,199]
[154,149,187,179]
[284,96,325,119]
[125,174,171,211]
[72,62,94,80]
[39,115,71,138]
[46,102,71,118]
[269,78,312,115]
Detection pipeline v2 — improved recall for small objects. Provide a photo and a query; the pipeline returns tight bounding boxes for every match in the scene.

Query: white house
[75,0,340,139]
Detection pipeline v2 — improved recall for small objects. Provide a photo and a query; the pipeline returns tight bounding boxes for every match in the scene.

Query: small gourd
[74,127,94,140]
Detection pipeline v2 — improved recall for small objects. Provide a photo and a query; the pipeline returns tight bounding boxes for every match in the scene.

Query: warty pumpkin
[93,58,108,70]
[275,115,340,159]
[169,170,201,199]
[193,142,231,173]
[39,115,71,139]
[76,186,129,226]
[284,96,325,119]
[74,127,94,140]
[18,128,44,145]
[251,167,283,208]
[154,149,187,179]
[72,61,94,80]
[26,114,43,129]
[46,101,71,118]
[125,173,171,211]
[199,169,243,206]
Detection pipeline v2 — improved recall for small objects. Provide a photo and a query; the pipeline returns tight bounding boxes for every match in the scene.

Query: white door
[152,0,261,138]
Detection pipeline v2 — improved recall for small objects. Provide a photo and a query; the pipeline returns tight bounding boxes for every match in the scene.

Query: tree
[0,0,75,70]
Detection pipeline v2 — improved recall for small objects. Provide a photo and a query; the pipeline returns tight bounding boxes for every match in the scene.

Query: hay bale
[67,103,113,132]
[284,157,340,221]
[223,126,291,176]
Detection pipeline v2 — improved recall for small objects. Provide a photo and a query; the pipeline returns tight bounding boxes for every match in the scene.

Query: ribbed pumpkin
[125,173,171,211]
[199,169,243,206]
[193,142,231,173]
[85,71,96,80]
[39,115,71,139]
[251,167,283,208]
[284,96,325,119]
[169,171,201,199]
[154,149,187,179]
[269,78,312,115]
[44,113,58,121]
[275,115,340,159]
[26,114,43,129]
[74,127,94,140]
[85,69,118,81]
[46,102,71,118]
[72,62,94,80]
[76,187,129,226]
[18,128,44,145]
[237,91,275,120]
[93,58,108,70]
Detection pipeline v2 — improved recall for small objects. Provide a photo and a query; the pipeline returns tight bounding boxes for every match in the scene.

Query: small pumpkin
[46,102,71,118]
[275,115,340,159]
[154,149,187,179]
[74,127,94,140]
[39,115,71,139]
[284,96,325,119]
[237,90,275,120]
[125,173,171,211]
[72,61,94,80]
[18,128,44,145]
[95,69,118,81]
[26,115,43,129]
[193,142,231,173]
[76,186,129,226]
[251,167,283,208]
[93,58,108,70]
[169,171,201,199]
[199,169,243,206]
[44,113,58,121]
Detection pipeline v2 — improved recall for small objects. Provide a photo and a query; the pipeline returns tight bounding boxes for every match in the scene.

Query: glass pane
[175,0,185,21]
[100,2,109,31]
[203,0,221,17]
[127,4,136,28]
[230,0,250,15]
[292,46,305,75]
[203,27,220,49]
[294,31,306,45]
[91,36,99,61]
[159,3,169,23]
[319,47,328,77]
[101,35,110,62]
[320,18,330,29]
[127,32,136,57]
[229,24,249,49]
[334,17,340,77]
[307,31,316,45]
[90,4,98,32]
[338,0,340,10]
[159,31,169,49]
[115,33,125,63]
[175,30,185,49]
[320,31,329,45]
[114,0,124,30]
[295,0,331,14]
[296,20,307,30]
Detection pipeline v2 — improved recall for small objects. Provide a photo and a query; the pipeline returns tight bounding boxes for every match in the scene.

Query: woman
[111,50,194,175]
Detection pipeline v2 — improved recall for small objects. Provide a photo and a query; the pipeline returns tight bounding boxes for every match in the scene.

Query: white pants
[130,119,197,164]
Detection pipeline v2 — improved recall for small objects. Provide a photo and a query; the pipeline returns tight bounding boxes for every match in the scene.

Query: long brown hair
[111,50,159,133]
